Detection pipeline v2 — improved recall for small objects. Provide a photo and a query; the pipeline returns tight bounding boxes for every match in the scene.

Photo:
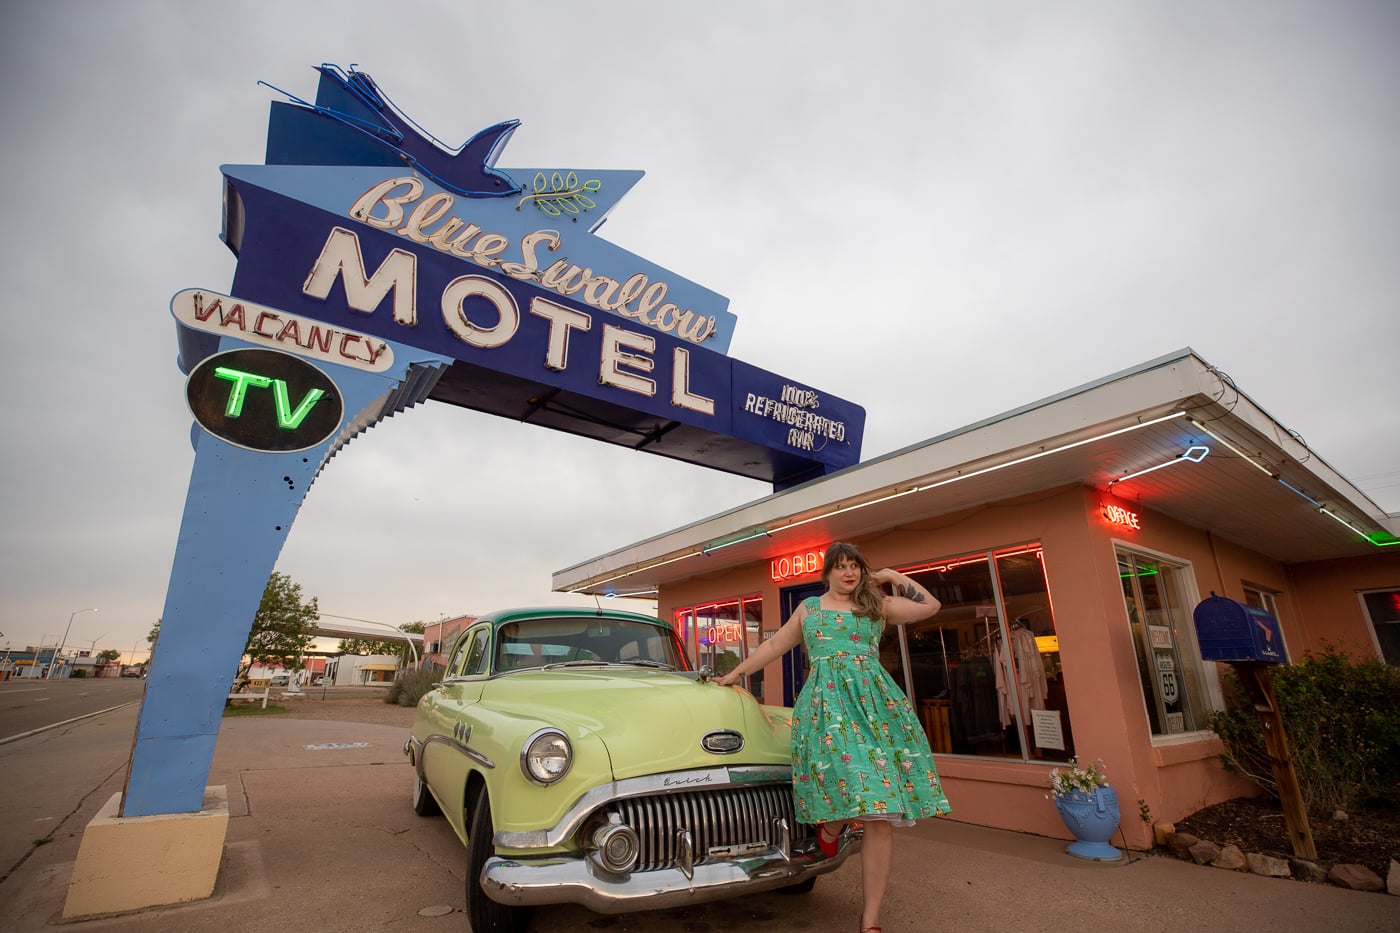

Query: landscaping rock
[1188,840,1221,865]
[1290,858,1328,884]
[1166,831,1200,860]
[1327,863,1384,892]
[1246,852,1292,878]
[1386,860,1399,896]
[1152,820,1174,846]
[1211,845,1247,870]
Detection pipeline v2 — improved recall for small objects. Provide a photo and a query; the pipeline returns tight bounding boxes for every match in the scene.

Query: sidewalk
[2,705,1393,931]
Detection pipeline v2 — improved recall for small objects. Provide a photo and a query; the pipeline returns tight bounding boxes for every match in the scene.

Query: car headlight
[521,729,572,784]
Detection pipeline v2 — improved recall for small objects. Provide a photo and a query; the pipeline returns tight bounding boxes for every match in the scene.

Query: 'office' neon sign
[1102,503,1142,530]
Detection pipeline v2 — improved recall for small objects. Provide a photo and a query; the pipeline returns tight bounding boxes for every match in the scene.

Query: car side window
[460,628,489,676]
[445,627,488,679]
[445,632,473,678]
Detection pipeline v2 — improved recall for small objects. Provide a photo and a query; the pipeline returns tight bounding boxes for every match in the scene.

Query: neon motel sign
[125,63,868,819]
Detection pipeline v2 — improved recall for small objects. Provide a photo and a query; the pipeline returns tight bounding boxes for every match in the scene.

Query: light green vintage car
[405,606,857,932]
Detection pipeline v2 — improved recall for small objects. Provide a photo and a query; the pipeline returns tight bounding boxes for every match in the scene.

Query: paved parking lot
[1,703,1393,931]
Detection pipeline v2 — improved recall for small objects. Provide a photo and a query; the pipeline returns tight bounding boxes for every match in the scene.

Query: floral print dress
[791,597,952,825]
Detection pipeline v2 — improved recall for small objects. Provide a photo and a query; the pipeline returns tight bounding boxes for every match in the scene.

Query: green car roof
[476,605,675,631]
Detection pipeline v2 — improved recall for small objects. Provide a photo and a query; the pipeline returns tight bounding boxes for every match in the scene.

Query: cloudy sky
[2,1,1396,663]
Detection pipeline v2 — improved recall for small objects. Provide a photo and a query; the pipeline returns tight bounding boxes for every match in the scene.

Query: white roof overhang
[554,349,1398,597]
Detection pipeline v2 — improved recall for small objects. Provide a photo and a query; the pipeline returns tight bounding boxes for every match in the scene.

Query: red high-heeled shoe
[816,822,840,857]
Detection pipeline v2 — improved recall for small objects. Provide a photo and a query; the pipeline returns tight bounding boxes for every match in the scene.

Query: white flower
[1047,757,1109,798]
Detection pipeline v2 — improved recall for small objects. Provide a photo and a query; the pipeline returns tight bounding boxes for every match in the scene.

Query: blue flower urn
[1053,785,1123,860]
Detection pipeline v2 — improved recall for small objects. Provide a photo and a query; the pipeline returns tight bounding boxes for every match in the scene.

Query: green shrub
[386,664,444,707]
[1210,643,1400,814]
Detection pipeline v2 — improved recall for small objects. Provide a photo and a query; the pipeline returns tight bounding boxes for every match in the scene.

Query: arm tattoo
[895,583,926,602]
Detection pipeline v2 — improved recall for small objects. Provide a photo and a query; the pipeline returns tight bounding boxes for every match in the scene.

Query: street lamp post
[46,608,97,679]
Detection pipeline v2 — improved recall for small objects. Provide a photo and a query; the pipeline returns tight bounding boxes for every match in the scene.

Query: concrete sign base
[63,786,230,919]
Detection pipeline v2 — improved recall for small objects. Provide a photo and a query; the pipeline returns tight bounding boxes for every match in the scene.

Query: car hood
[484,668,791,780]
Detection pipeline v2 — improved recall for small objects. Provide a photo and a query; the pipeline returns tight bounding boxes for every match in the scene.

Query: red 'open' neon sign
[704,622,745,645]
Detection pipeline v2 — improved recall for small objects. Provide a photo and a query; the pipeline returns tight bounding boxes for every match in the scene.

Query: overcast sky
[2,1,1396,663]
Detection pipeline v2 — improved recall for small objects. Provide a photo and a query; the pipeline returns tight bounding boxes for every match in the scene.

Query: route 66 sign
[1158,669,1180,704]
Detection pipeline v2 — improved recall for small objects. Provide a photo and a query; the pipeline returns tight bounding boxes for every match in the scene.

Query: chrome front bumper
[481,828,861,914]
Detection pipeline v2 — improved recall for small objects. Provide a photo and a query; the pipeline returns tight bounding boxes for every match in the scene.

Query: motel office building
[556,350,1400,849]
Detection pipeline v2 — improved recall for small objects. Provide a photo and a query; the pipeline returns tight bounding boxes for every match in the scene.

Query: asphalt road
[0,678,144,743]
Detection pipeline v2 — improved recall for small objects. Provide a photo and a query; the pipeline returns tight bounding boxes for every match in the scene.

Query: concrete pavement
[1,704,1393,932]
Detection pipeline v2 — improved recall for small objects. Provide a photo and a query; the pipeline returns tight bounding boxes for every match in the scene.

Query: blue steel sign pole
[123,330,450,816]
[127,64,865,817]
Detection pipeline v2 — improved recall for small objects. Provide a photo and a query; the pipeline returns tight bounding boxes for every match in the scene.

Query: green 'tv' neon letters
[213,366,327,428]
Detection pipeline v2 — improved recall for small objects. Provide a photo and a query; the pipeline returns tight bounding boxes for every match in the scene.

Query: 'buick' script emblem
[663,774,714,787]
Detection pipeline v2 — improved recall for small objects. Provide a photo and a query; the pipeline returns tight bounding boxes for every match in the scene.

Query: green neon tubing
[213,367,274,417]
[272,381,327,429]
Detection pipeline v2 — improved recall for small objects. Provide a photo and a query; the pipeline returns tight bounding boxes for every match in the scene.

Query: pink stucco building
[555,349,1399,849]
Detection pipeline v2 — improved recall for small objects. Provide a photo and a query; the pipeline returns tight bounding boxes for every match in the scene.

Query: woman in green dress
[719,542,951,933]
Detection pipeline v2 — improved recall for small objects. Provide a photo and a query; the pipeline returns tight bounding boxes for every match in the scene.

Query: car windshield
[494,617,689,673]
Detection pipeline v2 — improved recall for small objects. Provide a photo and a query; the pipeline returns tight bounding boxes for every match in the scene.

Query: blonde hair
[823,542,884,622]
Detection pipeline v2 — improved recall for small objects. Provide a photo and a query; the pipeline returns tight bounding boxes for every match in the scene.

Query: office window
[1242,585,1290,660]
[673,595,764,675]
[1358,588,1400,664]
[1117,548,1208,736]
[896,543,1073,763]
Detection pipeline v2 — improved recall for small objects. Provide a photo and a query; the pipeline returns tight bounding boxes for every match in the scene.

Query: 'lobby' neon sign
[771,547,826,582]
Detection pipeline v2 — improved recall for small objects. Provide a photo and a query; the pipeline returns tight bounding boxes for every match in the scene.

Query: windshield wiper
[540,660,612,670]
[620,658,674,670]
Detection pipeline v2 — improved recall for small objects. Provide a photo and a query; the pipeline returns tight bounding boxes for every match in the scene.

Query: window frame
[1356,587,1400,664]
[446,625,490,679]
[1241,583,1291,662]
[894,541,1072,764]
[673,594,764,672]
[1113,542,1219,741]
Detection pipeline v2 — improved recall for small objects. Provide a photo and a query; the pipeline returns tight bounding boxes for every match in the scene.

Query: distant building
[4,648,62,679]
[424,614,477,668]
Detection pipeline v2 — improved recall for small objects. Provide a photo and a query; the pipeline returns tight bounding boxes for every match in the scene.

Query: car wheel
[777,876,817,894]
[466,790,531,933]
[411,771,440,817]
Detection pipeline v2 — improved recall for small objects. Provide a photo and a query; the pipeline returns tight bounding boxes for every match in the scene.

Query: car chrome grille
[606,784,810,872]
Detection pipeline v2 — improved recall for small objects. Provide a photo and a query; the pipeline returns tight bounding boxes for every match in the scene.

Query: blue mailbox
[1192,593,1288,663]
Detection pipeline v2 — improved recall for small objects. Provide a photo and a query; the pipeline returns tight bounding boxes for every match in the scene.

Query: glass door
[779,584,822,706]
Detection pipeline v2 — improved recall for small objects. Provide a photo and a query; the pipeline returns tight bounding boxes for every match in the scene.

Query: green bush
[1210,643,1400,814]
[385,664,444,707]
